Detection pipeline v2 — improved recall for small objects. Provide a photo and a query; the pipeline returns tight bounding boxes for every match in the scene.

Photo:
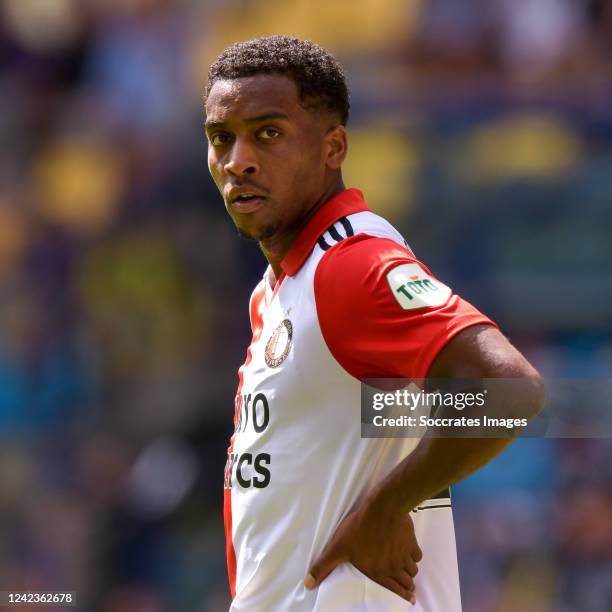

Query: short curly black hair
[205,36,350,125]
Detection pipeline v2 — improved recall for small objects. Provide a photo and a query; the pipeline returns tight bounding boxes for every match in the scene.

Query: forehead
[205,74,304,123]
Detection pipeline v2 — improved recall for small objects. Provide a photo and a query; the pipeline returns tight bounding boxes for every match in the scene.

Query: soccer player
[204,36,545,611]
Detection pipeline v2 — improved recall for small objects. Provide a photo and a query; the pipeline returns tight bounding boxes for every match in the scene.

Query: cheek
[291,145,325,186]
[282,141,322,179]
[301,135,327,170]
[208,154,223,186]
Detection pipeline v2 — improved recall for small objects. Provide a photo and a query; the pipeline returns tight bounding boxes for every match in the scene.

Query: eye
[259,127,281,140]
[209,132,231,146]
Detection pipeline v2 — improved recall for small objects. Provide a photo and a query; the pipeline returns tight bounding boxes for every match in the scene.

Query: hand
[304,498,422,604]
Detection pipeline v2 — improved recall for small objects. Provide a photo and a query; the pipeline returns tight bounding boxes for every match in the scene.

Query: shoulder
[314,233,435,305]
[316,230,415,268]
[313,234,497,379]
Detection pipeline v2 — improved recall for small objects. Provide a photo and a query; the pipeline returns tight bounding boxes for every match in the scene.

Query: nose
[224,138,259,177]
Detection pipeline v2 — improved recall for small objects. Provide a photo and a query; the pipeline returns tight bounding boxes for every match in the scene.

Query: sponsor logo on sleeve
[386,263,452,310]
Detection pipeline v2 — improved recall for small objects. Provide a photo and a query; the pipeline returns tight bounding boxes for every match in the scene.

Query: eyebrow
[205,112,289,130]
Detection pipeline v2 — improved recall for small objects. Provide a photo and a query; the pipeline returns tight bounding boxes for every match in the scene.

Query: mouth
[229,192,266,214]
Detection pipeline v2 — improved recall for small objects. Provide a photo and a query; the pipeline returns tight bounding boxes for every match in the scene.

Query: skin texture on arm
[382,324,546,514]
[306,324,546,601]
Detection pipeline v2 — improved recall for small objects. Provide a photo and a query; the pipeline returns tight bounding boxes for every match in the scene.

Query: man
[204,36,544,611]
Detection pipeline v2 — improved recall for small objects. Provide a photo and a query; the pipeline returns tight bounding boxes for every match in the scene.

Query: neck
[261,176,345,281]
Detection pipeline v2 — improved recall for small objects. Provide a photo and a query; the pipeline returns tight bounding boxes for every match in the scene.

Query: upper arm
[427,324,542,380]
[428,324,546,419]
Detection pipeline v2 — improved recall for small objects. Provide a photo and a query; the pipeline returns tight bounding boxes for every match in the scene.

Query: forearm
[369,437,512,515]
[368,374,546,515]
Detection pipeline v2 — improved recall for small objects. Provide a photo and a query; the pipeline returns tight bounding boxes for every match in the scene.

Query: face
[205,74,345,243]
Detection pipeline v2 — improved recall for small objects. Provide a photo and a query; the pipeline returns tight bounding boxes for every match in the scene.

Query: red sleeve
[314,235,497,380]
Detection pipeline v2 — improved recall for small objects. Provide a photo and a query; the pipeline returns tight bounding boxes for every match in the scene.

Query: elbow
[512,361,546,421]
[493,355,546,422]
[524,370,546,420]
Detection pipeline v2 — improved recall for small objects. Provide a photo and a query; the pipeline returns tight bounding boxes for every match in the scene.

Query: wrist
[365,444,436,515]
[364,479,411,520]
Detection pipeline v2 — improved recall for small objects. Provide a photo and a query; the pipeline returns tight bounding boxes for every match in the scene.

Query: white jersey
[223,189,494,611]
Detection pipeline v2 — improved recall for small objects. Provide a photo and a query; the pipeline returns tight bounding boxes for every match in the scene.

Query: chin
[237,223,278,242]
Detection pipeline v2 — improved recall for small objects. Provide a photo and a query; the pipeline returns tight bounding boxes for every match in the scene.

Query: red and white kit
[223,189,495,611]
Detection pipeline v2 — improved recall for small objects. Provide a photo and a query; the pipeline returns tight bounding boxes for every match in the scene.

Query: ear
[324,125,348,170]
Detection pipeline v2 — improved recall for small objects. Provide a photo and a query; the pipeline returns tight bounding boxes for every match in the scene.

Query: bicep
[427,324,541,380]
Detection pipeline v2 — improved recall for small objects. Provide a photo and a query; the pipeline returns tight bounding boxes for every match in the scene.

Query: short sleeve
[314,235,497,380]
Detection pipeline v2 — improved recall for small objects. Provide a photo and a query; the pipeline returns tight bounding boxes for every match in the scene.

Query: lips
[227,187,267,214]
[231,194,265,213]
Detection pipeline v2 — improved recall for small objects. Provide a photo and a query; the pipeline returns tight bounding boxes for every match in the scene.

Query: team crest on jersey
[265,319,293,368]
[387,263,452,310]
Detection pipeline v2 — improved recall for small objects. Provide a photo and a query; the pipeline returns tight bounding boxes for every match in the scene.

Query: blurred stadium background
[0,0,611,610]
